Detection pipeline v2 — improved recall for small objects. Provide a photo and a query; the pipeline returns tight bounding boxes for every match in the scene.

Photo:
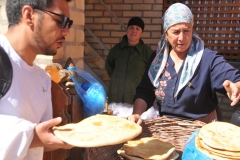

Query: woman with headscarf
[127,3,240,124]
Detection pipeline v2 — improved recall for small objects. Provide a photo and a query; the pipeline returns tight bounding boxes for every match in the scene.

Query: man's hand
[30,117,72,150]
[128,114,143,125]
[223,80,240,106]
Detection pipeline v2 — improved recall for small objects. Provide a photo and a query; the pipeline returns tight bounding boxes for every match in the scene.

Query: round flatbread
[198,121,240,151]
[199,137,240,158]
[195,135,240,160]
[123,137,176,159]
[53,114,142,147]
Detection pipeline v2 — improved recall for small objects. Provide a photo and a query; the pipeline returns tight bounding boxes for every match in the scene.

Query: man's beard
[33,22,57,56]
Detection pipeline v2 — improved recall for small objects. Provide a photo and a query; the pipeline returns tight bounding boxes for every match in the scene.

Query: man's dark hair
[6,0,72,28]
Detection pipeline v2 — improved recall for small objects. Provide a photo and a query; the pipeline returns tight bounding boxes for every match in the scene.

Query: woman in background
[105,17,153,105]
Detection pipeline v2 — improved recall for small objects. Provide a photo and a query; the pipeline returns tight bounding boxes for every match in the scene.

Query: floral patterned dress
[155,56,184,105]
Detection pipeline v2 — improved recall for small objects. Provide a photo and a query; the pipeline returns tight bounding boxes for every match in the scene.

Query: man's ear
[21,5,35,27]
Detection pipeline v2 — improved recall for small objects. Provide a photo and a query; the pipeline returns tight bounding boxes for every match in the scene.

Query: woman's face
[126,25,143,44]
[166,23,193,55]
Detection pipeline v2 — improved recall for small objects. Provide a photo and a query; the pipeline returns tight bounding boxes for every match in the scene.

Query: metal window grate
[163,0,240,61]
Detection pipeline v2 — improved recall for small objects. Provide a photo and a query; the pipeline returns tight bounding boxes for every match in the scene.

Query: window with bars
[163,0,240,61]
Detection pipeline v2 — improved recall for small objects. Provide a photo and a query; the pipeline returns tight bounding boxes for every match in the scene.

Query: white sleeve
[0,114,36,160]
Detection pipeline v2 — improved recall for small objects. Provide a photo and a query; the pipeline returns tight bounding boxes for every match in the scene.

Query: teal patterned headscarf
[148,3,204,98]
[163,3,194,33]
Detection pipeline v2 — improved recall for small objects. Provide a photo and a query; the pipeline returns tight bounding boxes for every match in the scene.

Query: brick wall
[54,0,85,69]
[0,0,85,69]
[0,1,8,34]
[85,0,163,59]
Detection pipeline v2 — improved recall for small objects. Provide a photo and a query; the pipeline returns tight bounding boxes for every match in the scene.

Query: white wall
[0,0,8,34]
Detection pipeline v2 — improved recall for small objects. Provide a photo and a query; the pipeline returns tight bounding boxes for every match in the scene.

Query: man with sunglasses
[0,0,74,159]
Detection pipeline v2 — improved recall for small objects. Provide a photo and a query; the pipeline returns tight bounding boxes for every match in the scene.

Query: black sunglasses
[34,8,73,29]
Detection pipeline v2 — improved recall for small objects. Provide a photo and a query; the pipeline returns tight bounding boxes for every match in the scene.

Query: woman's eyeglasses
[34,8,73,29]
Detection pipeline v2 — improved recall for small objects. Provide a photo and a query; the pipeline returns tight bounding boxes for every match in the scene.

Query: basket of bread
[182,121,240,160]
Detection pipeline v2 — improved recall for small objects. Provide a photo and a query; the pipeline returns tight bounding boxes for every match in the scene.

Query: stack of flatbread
[196,121,240,160]
[117,137,179,160]
[53,114,142,147]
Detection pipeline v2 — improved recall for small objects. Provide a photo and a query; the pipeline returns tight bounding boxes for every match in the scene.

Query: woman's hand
[128,114,143,125]
[128,98,148,125]
[223,80,240,106]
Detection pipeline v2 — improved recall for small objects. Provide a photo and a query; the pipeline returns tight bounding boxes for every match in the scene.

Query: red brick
[141,32,151,38]
[151,31,162,38]
[112,4,132,10]
[123,11,142,17]
[144,0,154,3]
[143,38,159,45]
[143,11,162,17]
[93,43,109,50]
[85,37,99,43]
[93,31,111,37]
[111,31,126,37]
[154,0,163,3]
[85,11,104,17]
[85,4,94,10]
[141,18,152,24]
[152,4,163,11]
[85,24,103,30]
[94,17,112,23]
[102,37,121,43]
[85,0,99,4]
[152,18,162,24]
[103,0,124,3]
[85,17,94,23]
[93,4,106,10]
[132,4,152,10]
[123,0,143,3]
[103,24,122,30]
[145,25,161,31]
[103,11,123,17]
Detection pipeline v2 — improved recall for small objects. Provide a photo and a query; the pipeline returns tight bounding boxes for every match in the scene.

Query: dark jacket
[105,35,153,104]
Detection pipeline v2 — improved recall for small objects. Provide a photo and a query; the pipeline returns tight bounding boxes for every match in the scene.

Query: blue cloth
[182,130,212,160]
[134,49,240,120]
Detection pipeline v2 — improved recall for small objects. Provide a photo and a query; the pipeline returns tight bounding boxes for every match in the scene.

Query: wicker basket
[144,116,205,153]
[84,116,205,160]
